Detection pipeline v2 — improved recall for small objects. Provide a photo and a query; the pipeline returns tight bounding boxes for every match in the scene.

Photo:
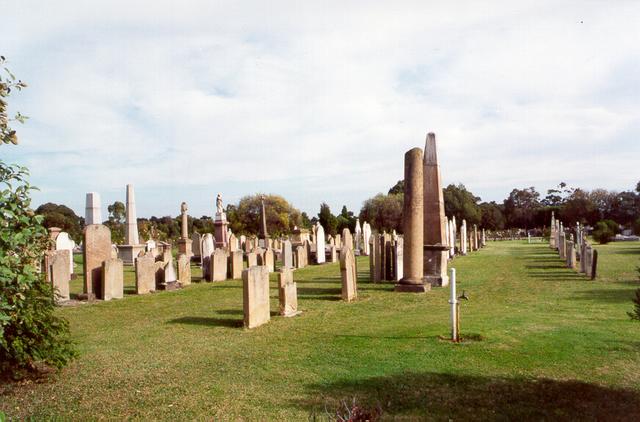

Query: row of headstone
[369,232,403,282]
[550,213,598,279]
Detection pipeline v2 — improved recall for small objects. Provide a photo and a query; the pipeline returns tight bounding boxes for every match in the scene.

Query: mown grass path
[2,241,640,420]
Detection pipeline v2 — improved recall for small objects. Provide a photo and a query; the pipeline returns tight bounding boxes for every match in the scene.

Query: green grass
[2,241,640,420]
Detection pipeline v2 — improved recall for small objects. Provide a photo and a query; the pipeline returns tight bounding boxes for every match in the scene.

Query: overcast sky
[2,1,639,219]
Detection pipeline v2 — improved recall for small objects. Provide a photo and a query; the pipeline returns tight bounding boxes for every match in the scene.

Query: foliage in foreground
[0,161,76,379]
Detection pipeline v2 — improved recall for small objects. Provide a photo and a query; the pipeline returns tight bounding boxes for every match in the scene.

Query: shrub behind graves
[0,161,76,379]
[592,220,617,244]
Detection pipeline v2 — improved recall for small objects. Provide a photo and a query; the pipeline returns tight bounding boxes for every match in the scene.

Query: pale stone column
[125,184,139,245]
[181,202,188,239]
[461,219,468,255]
[396,148,427,292]
[85,192,102,225]
[422,133,449,287]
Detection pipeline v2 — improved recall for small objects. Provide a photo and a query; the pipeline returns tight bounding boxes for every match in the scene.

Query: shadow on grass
[298,287,342,296]
[608,247,640,255]
[298,371,640,421]
[573,283,639,303]
[167,316,242,328]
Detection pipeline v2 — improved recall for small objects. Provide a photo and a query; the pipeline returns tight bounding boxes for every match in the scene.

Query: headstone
[242,266,270,329]
[315,224,326,264]
[228,233,238,253]
[50,249,70,302]
[55,232,75,275]
[460,219,468,255]
[102,258,124,300]
[295,245,306,269]
[85,192,102,225]
[191,233,202,258]
[262,249,275,272]
[229,250,244,279]
[135,254,156,294]
[585,245,593,278]
[162,258,179,290]
[550,212,557,249]
[278,268,299,317]
[394,237,404,282]
[559,231,566,259]
[342,228,353,251]
[201,234,215,280]
[211,249,228,281]
[328,245,337,263]
[340,247,358,302]
[362,222,372,256]
[591,249,598,280]
[282,240,293,269]
[355,219,362,251]
[567,241,576,270]
[371,234,382,282]
[177,254,191,286]
[246,251,258,268]
[83,224,112,300]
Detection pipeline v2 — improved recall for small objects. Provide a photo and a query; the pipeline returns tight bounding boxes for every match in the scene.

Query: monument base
[214,215,228,249]
[158,281,182,291]
[117,244,146,265]
[424,274,449,288]
[177,238,193,257]
[394,282,431,293]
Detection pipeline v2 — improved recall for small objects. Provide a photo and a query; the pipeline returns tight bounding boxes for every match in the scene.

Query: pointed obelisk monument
[422,133,449,287]
[395,148,429,292]
[118,184,145,265]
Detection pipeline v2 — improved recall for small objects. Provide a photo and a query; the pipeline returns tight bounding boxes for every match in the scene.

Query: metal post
[449,268,458,342]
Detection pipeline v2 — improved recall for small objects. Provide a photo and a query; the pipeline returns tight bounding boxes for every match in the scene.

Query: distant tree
[107,201,125,224]
[35,203,83,243]
[192,215,215,235]
[608,191,640,227]
[300,212,312,229]
[105,201,126,244]
[336,205,357,233]
[503,187,541,229]
[443,184,481,226]
[542,182,573,207]
[479,202,505,230]
[592,219,618,244]
[588,189,616,222]
[560,189,599,226]
[234,194,302,237]
[359,193,403,233]
[318,203,338,236]
[388,180,404,195]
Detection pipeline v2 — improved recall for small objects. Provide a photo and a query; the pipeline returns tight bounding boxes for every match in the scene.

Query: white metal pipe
[449,267,458,341]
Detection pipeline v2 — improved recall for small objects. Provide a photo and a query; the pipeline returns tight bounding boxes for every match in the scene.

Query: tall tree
[503,187,541,229]
[359,193,403,233]
[318,202,338,236]
[35,203,83,243]
[443,184,482,226]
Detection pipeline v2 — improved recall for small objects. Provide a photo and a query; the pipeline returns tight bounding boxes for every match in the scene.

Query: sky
[2,1,639,219]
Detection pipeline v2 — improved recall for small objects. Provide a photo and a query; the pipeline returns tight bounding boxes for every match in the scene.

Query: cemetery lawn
[2,241,640,420]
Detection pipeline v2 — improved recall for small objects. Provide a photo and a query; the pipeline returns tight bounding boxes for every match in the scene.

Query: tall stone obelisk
[423,133,449,287]
[395,148,428,292]
[118,184,145,265]
[259,194,269,248]
[85,192,102,225]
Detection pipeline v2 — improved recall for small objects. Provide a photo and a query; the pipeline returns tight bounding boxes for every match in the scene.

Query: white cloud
[2,0,639,218]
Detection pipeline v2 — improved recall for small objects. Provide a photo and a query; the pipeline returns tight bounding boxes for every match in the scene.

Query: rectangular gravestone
[340,248,358,302]
[246,252,258,268]
[83,224,112,300]
[260,249,275,272]
[394,238,404,282]
[135,254,156,294]
[242,266,270,329]
[211,250,228,282]
[50,249,71,302]
[177,254,191,286]
[102,258,124,300]
[328,245,337,263]
[229,250,244,279]
[278,268,299,317]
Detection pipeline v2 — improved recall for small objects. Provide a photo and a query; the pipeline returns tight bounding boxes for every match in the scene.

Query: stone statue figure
[216,194,223,214]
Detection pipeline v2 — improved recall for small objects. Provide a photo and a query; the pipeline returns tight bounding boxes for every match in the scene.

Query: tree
[503,187,541,229]
[560,189,599,226]
[231,194,302,237]
[105,201,126,244]
[479,202,505,230]
[592,220,618,244]
[542,182,573,207]
[608,191,639,227]
[318,203,338,236]
[359,193,403,233]
[388,180,404,195]
[443,184,481,226]
[35,203,83,243]
[0,60,75,379]
[1,56,28,145]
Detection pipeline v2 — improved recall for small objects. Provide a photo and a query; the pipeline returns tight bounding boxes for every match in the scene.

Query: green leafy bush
[592,220,618,244]
[0,161,76,379]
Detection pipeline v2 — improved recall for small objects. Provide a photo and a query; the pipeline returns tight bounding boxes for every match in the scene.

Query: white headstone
[315,223,326,264]
[55,231,76,274]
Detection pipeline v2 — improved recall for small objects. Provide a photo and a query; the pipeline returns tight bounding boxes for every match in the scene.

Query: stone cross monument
[422,133,449,287]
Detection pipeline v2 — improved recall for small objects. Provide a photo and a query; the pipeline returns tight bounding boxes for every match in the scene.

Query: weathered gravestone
[177,254,191,286]
[328,245,337,263]
[201,234,215,280]
[315,224,326,264]
[282,240,293,269]
[260,249,275,272]
[567,241,577,270]
[340,247,358,302]
[295,245,306,269]
[83,224,112,300]
[246,251,258,268]
[342,228,353,251]
[55,232,75,275]
[229,250,244,279]
[135,254,156,294]
[242,266,270,329]
[102,258,124,300]
[278,268,299,317]
[211,249,228,282]
[162,258,179,290]
[50,249,70,302]
[394,237,404,282]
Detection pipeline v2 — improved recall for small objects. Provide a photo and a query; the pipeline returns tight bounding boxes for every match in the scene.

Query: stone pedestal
[177,238,193,258]
[118,244,146,265]
[214,212,229,249]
